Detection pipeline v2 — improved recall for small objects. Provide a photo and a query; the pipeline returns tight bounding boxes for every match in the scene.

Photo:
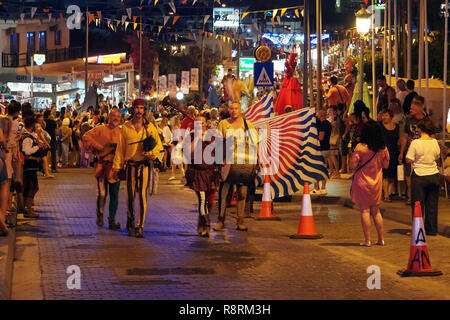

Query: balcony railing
[2,47,84,68]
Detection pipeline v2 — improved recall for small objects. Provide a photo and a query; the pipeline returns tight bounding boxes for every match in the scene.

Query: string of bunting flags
[0,1,303,46]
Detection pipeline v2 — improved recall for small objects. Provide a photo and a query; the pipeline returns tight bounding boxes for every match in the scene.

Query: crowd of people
[0,70,447,246]
[315,73,445,245]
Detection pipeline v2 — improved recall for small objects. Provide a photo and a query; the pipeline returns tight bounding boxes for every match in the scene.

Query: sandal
[359,241,371,247]
[375,240,385,246]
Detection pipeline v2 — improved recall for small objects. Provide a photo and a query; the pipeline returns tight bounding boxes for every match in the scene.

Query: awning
[1,59,134,85]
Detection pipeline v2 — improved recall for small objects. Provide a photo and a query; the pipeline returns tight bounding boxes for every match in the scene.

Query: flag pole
[424,0,429,110]
[372,0,376,113]
[407,0,411,79]
[303,0,309,108]
[418,0,424,95]
[443,0,448,142]
[316,0,323,109]
[394,0,399,86]
[388,0,392,86]
[383,1,387,77]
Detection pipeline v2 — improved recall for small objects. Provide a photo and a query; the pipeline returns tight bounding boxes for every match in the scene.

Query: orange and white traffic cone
[290,183,323,239]
[230,190,237,206]
[256,175,281,221]
[397,201,442,277]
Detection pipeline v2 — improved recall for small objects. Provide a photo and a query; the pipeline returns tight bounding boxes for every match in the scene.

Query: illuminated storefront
[0,52,134,109]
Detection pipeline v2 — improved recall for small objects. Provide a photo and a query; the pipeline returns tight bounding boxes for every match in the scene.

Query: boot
[96,212,104,227]
[236,217,248,231]
[213,216,225,231]
[16,193,25,214]
[200,214,210,237]
[197,215,204,235]
[108,217,120,230]
[126,218,135,236]
[135,227,144,238]
[24,198,39,218]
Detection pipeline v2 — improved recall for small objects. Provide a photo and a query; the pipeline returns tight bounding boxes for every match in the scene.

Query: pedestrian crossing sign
[254,62,274,87]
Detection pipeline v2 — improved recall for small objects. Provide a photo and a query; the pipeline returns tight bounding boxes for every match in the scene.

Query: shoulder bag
[350,150,377,194]
[221,119,257,185]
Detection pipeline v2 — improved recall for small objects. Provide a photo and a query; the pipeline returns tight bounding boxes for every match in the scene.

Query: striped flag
[254,108,328,199]
[244,94,273,123]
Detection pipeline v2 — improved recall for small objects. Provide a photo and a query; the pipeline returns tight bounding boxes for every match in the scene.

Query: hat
[132,99,146,108]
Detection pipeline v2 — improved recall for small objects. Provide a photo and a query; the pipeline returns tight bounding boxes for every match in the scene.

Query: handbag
[329,128,339,146]
[350,150,377,194]
[397,164,405,181]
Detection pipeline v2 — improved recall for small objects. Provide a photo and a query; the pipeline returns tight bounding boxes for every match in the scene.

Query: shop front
[0,53,134,110]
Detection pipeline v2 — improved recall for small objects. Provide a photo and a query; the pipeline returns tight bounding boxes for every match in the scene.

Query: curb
[0,224,16,300]
[339,197,450,238]
[254,189,450,238]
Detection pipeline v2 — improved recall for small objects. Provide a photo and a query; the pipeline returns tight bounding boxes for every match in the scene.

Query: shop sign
[239,58,255,71]
[213,8,239,29]
[33,54,46,66]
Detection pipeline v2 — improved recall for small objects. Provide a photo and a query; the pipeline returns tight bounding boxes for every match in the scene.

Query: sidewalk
[274,177,450,238]
[0,225,15,300]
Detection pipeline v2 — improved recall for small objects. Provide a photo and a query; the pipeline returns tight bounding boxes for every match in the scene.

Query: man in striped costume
[113,99,162,238]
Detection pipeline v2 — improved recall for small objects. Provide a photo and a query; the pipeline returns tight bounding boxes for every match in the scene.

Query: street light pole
[359,36,364,101]
[30,54,34,102]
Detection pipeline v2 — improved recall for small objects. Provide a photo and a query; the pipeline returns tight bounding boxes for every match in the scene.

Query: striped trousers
[126,162,150,229]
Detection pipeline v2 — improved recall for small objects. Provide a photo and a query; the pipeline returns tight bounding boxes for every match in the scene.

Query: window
[10,34,19,53]
[39,31,47,52]
[26,32,35,52]
[54,30,61,45]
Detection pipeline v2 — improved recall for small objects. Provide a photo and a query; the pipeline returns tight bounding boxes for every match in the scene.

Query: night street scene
[0,0,450,311]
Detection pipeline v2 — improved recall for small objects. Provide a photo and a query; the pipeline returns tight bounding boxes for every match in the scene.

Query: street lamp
[30,53,46,106]
[355,5,372,100]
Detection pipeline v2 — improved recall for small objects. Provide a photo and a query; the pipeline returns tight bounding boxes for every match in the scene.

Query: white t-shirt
[396,90,408,106]
[406,138,440,176]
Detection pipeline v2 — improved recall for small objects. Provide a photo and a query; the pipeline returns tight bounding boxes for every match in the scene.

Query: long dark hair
[360,120,386,153]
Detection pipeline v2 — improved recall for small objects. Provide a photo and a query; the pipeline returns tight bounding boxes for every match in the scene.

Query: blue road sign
[254,62,274,87]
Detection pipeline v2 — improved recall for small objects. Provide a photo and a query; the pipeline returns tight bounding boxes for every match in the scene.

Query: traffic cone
[397,201,443,277]
[256,175,281,221]
[230,190,237,206]
[290,183,323,239]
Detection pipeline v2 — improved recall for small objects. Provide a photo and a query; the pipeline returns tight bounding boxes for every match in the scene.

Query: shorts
[321,150,331,161]
[0,158,8,186]
[404,163,412,177]
[329,148,339,156]
[340,138,350,156]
